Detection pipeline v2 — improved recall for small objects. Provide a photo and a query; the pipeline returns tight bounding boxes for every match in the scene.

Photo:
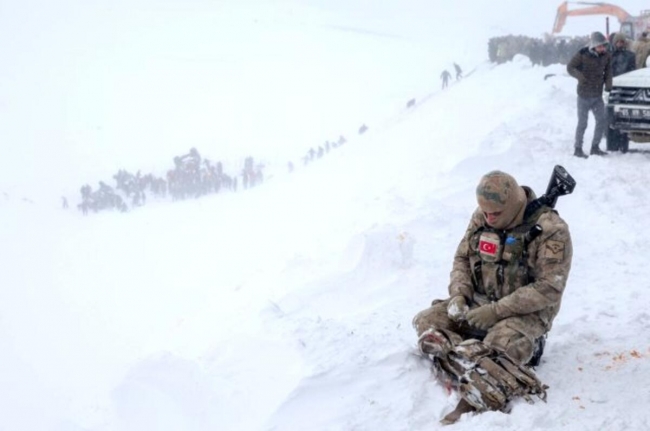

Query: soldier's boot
[440,398,476,425]
[527,336,546,367]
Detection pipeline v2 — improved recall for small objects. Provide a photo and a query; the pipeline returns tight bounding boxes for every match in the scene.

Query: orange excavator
[552,1,650,40]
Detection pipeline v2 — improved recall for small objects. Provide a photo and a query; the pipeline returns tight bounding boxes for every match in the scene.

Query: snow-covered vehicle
[606,67,650,152]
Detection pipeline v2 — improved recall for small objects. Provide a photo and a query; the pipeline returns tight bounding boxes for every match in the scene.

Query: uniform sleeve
[567,52,585,82]
[494,213,573,318]
[448,210,482,301]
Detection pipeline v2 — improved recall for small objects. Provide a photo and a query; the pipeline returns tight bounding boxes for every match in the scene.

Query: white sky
[3,0,648,203]
[1,1,650,430]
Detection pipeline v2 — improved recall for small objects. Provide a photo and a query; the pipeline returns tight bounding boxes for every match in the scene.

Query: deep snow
[2,1,650,430]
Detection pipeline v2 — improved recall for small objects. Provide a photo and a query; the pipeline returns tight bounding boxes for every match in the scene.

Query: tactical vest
[468,206,552,302]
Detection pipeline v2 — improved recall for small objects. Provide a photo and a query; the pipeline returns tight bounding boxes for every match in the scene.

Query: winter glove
[466,303,499,331]
[447,296,469,322]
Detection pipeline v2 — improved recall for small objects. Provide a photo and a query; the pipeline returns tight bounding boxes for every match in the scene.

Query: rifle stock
[525,165,576,219]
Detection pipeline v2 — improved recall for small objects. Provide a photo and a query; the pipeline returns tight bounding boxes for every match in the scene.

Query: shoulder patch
[543,240,565,260]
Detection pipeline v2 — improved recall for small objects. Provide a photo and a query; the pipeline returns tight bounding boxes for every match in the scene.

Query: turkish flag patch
[479,238,499,256]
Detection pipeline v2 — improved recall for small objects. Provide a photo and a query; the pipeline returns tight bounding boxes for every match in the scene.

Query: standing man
[611,33,636,77]
[440,69,452,88]
[567,31,612,158]
[607,33,636,152]
[634,32,650,69]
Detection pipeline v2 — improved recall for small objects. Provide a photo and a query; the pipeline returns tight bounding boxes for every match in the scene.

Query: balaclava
[476,170,527,230]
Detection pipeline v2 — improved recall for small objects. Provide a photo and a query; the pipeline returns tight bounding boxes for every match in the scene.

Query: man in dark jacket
[607,33,636,152]
[611,33,636,77]
[567,31,612,158]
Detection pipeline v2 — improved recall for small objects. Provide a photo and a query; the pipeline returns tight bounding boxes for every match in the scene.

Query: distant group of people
[440,63,463,89]
[66,117,376,215]
[296,134,353,169]
[72,148,264,215]
[489,31,650,70]
[69,128,371,215]
[488,35,590,66]
[77,181,129,214]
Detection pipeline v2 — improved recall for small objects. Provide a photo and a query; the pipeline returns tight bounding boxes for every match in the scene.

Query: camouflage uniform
[413,171,573,365]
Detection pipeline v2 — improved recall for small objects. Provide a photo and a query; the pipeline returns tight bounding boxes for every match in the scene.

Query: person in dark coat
[607,33,636,152]
[611,33,636,77]
[567,31,612,158]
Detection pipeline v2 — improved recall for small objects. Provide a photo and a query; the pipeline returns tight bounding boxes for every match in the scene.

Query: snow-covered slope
[2,1,650,430]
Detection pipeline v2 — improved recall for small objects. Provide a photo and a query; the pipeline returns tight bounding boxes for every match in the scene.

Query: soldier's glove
[466,303,499,331]
[447,296,469,322]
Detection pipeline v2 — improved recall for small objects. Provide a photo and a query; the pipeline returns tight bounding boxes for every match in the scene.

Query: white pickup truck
[606,67,650,152]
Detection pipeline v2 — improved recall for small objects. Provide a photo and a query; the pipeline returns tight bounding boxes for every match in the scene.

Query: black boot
[574,147,588,158]
[590,147,607,156]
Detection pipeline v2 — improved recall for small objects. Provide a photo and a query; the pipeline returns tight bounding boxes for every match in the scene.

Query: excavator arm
[553,1,631,34]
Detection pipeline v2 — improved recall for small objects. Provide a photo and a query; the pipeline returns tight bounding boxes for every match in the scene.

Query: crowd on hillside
[76,34,631,215]
[488,35,590,65]
[70,127,367,215]
[489,32,650,69]
[74,148,258,215]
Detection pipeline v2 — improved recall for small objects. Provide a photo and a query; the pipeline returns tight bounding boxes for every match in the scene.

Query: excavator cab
[620,22,634,40]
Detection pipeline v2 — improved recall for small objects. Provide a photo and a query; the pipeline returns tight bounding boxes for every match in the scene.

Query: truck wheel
[606,127,620,151]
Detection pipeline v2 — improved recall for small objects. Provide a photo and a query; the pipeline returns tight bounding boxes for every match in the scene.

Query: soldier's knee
[504,336,535,364]
[412,300,449,336]
[412,308,433,336]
